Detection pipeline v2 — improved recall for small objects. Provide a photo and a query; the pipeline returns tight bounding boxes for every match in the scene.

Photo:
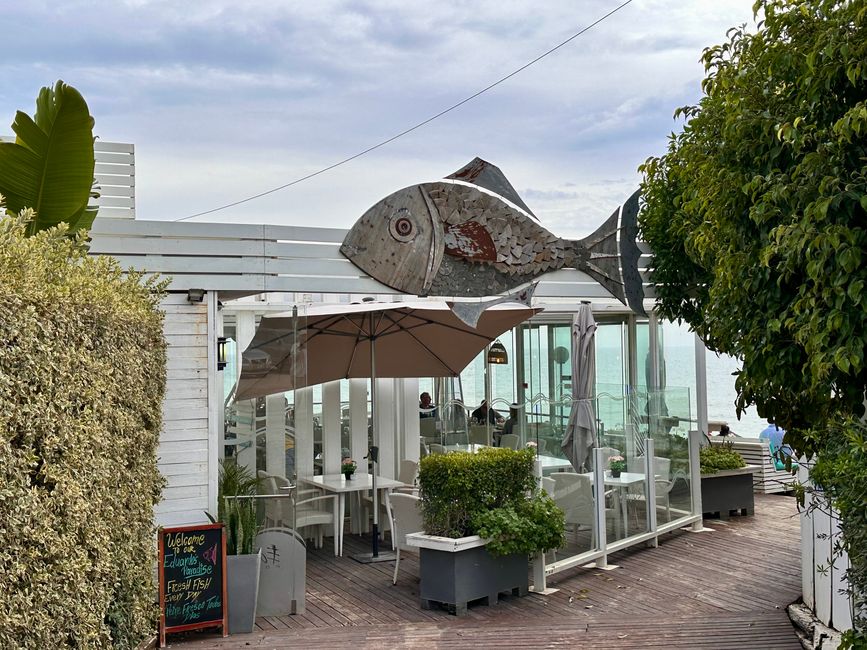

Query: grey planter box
[226,551,261,634]
[406,534,528,616]
[701,466,760,519]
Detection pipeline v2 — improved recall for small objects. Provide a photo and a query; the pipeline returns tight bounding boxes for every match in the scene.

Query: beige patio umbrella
[561,302,598,472]
[235,299,540,558]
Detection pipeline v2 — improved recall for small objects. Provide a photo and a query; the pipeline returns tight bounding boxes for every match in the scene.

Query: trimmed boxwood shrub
[700,442,746,475]
[0,211,167,648]
[418,447,565,556]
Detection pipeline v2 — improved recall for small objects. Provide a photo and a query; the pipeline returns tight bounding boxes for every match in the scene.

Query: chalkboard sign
[158,523,227,646]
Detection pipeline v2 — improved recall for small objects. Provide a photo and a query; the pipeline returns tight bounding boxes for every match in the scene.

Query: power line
[174,0,635,221]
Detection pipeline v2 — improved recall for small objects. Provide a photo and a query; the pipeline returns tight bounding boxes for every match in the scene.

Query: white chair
[396,459,418,494]
[429,443,446,455]
[387,493,423,585]
[627,455,674,522]
[499,433,520,450]
[550,472,620,540]
[272,475,340,556]
[468,424,489,446]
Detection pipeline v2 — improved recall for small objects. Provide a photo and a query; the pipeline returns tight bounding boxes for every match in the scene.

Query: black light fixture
[217,337,227,371]
[487,340,508,365]
[187,288,205,303]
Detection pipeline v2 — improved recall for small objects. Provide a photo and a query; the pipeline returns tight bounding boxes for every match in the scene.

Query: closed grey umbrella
[561,303,597,472]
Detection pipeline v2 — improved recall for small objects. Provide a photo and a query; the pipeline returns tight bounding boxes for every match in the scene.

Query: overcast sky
[1,1,757,238]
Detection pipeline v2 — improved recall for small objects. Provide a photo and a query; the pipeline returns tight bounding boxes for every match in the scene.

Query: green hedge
[418,447,564,556]
[699,442,746,475]
[0,212,167,648]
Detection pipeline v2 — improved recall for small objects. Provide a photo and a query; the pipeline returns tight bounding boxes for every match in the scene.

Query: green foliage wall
[638,1,866,642]
[0,211,167,648]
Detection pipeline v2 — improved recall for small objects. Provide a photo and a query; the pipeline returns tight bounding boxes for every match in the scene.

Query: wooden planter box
[406,534,528,616]
[701,466,760,519]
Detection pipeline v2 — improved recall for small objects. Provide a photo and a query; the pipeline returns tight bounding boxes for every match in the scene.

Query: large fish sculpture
[340,158,644,314]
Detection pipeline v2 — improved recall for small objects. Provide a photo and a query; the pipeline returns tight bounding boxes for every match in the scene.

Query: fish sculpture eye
[388,208,418,243]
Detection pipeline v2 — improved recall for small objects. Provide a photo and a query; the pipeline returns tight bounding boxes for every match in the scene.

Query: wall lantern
[187,288,205,303]
[217,337,227,371]
[487,340,508,365]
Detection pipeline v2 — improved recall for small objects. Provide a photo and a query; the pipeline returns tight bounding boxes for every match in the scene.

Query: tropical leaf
[0,80,96,236]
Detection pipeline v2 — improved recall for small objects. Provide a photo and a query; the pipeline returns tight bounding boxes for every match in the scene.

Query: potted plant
[406,447,564,616]
[608,454,627,478]
[208,461,262,634]
[700,442,758,518]
[341,458,357,480]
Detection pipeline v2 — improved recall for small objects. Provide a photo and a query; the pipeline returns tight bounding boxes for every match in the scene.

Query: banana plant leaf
[0,80,97,236]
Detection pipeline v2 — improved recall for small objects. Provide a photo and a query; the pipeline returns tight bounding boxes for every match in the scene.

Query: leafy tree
[639,0,866,642]
[0,80,97,236]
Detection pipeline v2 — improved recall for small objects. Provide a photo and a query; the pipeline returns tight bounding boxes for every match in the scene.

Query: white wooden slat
[815,503,832,625]
[349,379,368,470]
[94,207,135,219]
[164,346,207,360]
[264,242,344,260]
[374,378,395,480]
[91,218,264,240]
[91,237,266,257]
[93,151,134,164]
[831,512,853,631]
[159,449,209,465]
[164,471,209,488]
[160,427,209,443]
[800,464,815,610]
[163,398,208,413]
[155,510,210,527]
[94,141,135,154]
[164,384,208,400]
[264,275,391,294]
[167,334,208,348]
[95,173,135,188]
[94,195,135,208]
[322,381,341,475]
[163,405,208,421]
[159,461,208,477]
[161,483,209,500]
[164,320,208,336]
[264,257,374,277]
[94,184,134,198]
[95,162,134,176]
[263,224,346,244]
[166,356,207,371]
[295,387,314,480]
[162,418,208,433]
[155,496,209,514]
[107,255,265,275]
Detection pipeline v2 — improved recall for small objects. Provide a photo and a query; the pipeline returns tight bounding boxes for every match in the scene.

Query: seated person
[717,424,734,436]
[759,420,794,469]
[419,392,437,419]
[470,400,502,426]
[501,404,521,437]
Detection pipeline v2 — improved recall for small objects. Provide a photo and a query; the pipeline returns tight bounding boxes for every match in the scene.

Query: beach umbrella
[561,302,598,472]
[235,299,539,557]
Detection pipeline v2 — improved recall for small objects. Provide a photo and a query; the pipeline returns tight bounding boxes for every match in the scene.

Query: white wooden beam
[322,381,341,475]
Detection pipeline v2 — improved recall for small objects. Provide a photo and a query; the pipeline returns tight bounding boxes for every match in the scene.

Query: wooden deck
[173,494,802,648]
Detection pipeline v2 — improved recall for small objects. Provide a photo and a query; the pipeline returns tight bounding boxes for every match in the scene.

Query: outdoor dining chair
[468,424,489,446]
[499,433,520,450]
[549,472,620,542]
[429,443,447,455]
[396,459,418,494]
[626,455,674,522]
[386,493,423,585]
[271,474,340,556]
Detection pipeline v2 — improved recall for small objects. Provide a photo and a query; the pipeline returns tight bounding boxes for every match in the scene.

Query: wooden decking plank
[177,494,802,649]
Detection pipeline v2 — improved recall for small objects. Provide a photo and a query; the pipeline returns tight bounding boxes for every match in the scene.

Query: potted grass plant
[207,460,262,634]
[407,447,564,616]
[700,442,758,518]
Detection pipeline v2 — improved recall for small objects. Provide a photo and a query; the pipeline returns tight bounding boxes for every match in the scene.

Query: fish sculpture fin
[446,157,539,222]
[443,221,497,261]
[575,190,646,315]
[449,282,538,328]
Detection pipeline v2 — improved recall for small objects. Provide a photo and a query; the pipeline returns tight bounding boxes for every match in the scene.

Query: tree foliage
[0,80,97,236]
[639,1,866,641]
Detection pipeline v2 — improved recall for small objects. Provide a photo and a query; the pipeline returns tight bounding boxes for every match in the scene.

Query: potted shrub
[406,447,564,616]
[208,461,262,634]
[700,442,757,518]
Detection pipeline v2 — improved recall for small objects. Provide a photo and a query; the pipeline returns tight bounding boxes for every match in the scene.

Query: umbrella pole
[353,327,395,564]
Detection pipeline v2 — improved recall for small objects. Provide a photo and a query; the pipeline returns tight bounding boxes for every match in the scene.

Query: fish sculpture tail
[567,190,645,315]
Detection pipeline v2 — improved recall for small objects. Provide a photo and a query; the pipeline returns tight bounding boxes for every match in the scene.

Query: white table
[444,443,489,453]
[298,473,406,556]
[585,471,647,537]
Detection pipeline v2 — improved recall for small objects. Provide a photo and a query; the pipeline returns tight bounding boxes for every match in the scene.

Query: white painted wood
[401,378,420,464]
[94,141,135,153]
[694,333,708,435]
[374,379,396,479]
[799,463,815,610]
[349,379,369,467]
[322,381,341,474]
[295,387,314,479]
[265,394,285,477]
[233,312,258,474]
[815,496,833,625]
[831,511,853,631]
